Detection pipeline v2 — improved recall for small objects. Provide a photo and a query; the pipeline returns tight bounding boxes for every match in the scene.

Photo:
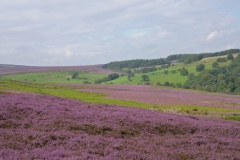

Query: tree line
[166,49,240,64]
[102,58,169,70]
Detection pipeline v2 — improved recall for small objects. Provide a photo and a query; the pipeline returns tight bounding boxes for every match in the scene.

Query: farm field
[1,93,240,159]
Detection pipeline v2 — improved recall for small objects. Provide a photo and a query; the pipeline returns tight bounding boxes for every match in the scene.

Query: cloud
[225,45,234,50]
[206,30,236,41]
[206,31,219,41]
[0,0,240,66]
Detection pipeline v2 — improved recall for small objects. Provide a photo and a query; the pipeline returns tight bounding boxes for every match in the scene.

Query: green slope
[107,54,236,85]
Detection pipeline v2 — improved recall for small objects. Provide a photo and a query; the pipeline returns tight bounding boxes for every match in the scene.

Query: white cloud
[206,30,236,41]
[206,31,219,41]
[65,50,73,57]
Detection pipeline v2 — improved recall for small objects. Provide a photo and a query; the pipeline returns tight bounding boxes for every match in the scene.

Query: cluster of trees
[102,58,169,70]
[166,49,240,64]
[156,81,175,87]
[127,70,135,81]
[184,54,240,94]
[162,68,188,76]
[139,67,157,73]
[94,73,119,84]
[142,74,150,81]
[179,68,189,76]
[196,64,205,72]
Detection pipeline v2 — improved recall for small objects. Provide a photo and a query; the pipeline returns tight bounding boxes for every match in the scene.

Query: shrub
[164,81,170,86]
[212,62,219,68]
[71,72,79,79]
[144,82,151,85]
[196,64,205,72]
[83,81,91,84]
[164,70,169,75]
[175,83,183,88]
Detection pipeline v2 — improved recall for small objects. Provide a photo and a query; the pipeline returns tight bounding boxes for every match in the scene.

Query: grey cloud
[0,0,240,66]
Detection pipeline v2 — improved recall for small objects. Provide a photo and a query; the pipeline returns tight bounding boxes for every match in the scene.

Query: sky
[0,0,240,66]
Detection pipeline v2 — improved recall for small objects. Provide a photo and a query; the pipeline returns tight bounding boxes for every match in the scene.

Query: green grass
[0,79,239,117]
[225,115,240,121]
[1,70,107,84]
[107,54,235,85]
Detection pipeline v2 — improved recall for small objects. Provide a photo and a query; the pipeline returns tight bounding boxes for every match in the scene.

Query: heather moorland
[1,50,240,159]
[1,93,240,159]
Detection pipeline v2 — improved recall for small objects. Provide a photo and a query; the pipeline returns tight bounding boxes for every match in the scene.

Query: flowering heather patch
[1,93,240,159]
[77,84,240,109]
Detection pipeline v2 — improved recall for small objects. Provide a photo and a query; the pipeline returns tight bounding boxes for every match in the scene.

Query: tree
[71,72,79,79]
[196,64,205,72]
[127,74,132,81]
[164,70,169,75]
[212,62,219,68]
[142,74,150,81]
[180,68,188,76]
[227,53,234,60]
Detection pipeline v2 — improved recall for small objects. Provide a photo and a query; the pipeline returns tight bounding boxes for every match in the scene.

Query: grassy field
[107,54,235,85]
[1,70,107,84]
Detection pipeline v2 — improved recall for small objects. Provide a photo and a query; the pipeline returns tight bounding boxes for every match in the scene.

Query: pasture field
[107,54,235,85]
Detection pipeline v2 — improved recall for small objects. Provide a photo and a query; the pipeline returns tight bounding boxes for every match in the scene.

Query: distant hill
[102,53,240,94]
[0,64,115,75]
[102,49,240,70]
[166,49,240,64]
